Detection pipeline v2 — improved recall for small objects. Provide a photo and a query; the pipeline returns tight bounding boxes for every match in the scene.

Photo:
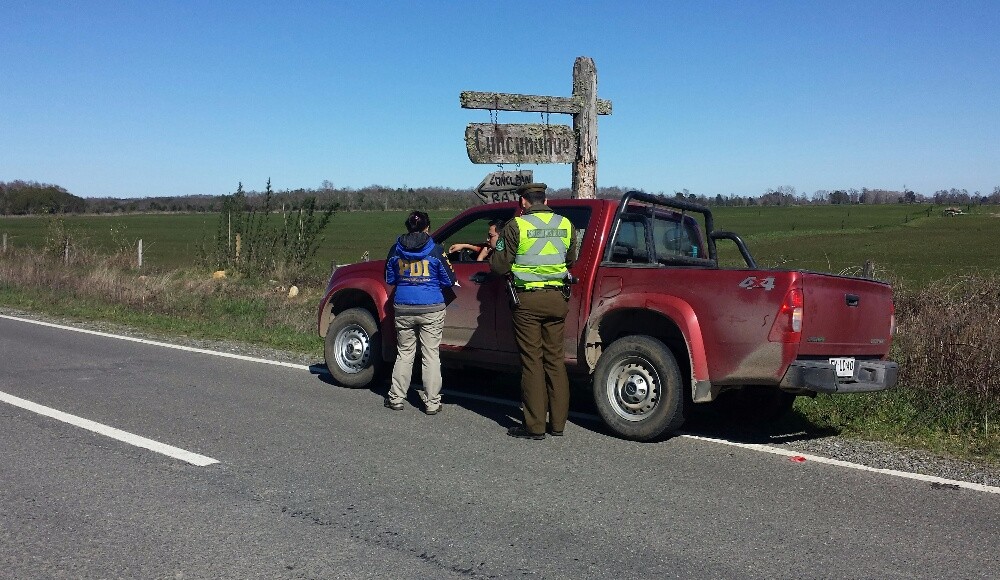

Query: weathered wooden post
[138,239,143,269]
[2,232,7,254]
[64,240,69,265]
[235,233,241,263]
[461,56,611,199]
[572,57,598,199]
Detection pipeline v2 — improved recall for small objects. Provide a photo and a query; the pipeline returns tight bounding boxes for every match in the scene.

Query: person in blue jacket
[384,210,457,414]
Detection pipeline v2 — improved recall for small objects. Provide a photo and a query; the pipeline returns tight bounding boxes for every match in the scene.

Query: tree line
[0,181,86,214]
[3,179,1000,216]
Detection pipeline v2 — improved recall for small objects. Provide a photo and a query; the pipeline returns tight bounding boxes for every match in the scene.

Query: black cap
[516,182,547,196]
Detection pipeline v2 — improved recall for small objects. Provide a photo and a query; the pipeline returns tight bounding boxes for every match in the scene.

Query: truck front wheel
[593,336,686,441]
[324,307,383,388]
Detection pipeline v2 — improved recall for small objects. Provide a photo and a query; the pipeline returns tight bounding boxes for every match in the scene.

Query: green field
[0,211,458,276]
[2,204,997,286]
[711,204,1000,287]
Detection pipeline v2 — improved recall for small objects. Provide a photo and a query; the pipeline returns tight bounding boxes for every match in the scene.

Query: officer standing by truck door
[489,183,576,440]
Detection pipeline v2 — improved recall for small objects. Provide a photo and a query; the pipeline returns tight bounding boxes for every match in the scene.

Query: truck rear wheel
[593,335,686,441]
[324,307,383,388]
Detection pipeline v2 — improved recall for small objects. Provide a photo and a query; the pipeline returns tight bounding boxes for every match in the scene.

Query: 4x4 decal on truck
[738,276,776,291]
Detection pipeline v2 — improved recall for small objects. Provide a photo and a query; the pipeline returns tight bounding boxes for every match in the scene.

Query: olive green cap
[516,182,548,196]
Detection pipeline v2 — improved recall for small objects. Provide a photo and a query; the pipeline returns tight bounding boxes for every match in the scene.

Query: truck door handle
[469,272,489,284]
[846,294,860,307]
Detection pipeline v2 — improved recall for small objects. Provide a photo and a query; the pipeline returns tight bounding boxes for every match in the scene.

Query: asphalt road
[1,316,998,579]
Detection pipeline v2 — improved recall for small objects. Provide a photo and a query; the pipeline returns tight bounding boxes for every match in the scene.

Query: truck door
[437,212,513,352]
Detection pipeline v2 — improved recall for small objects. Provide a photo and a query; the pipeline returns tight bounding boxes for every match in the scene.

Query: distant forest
[3,179,999,216]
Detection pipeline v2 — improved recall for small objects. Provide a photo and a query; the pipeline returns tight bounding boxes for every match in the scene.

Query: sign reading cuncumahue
[474,170,533,204]
[465,123,576,165]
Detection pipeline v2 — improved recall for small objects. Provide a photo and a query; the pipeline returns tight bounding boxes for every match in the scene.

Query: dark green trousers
[512,288,570,435]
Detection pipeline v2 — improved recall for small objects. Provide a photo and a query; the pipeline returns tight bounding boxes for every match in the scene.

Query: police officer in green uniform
[489,183,576,440]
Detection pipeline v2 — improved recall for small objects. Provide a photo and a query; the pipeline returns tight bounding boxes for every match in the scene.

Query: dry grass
[892,276,999,436]
[0,246,324,348]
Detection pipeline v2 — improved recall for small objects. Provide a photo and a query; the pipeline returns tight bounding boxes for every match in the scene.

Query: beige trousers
[388,309,446,410]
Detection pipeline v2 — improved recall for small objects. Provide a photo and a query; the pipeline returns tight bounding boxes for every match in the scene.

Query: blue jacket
[385,232,457,314]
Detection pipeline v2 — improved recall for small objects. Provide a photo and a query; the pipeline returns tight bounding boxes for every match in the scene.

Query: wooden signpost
[461,57,612,199]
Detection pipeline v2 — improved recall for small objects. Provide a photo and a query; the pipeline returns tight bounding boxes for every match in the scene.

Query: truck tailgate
[798,273,893,358]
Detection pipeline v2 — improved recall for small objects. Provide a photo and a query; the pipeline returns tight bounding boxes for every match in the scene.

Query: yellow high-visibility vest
[511,212,572,289]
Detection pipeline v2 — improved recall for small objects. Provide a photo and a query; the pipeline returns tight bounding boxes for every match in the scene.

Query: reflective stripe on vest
[511,212,572,289]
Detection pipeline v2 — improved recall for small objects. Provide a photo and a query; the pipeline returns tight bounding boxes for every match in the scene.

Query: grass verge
[1,247,997,465]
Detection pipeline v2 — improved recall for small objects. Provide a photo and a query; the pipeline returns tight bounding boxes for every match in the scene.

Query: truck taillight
[768,287,804,343]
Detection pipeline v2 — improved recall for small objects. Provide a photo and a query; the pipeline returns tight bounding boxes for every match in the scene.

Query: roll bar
[603,191,719,263]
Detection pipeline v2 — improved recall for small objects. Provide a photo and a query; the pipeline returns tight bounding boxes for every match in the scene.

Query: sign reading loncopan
[465,123,576,165]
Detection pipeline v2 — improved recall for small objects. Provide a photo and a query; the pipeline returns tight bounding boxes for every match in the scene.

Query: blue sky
[2,0,997,199]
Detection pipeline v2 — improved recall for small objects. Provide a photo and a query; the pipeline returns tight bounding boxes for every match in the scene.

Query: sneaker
[424,406,441,415]
[383,399,404,411]
[547,428,564,437]
[507,426,545,440]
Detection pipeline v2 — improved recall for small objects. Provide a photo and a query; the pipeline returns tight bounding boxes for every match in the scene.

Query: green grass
[710,205,1000,286]
[793,389,999,462]
[0,281,321,354]
[0,204,1000,286]
[5,205,995,287]
[0,210,460,274]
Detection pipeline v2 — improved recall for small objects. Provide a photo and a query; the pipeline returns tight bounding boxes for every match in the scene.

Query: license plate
[829,357,855,378]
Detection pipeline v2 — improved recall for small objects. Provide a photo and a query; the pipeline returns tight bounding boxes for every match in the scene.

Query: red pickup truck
[317,192,898,440]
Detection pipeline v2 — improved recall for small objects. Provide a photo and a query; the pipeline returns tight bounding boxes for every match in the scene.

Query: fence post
[235,233,241,262]
[2,232,6,253]
[64,240,69,265]
[138,238,143,269]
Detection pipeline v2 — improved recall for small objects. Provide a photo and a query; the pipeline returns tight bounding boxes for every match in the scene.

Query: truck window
[653,213,703,262]
[610,216,651,264]
[438,211,515,262]
[555,207,592,254]
[438,206,591,263]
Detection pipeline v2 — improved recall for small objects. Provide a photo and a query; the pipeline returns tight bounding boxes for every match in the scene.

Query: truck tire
[324,307,383,388]
[593,335,686,441]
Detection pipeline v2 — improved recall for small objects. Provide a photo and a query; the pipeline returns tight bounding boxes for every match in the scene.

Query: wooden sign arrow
[474,170,533,204]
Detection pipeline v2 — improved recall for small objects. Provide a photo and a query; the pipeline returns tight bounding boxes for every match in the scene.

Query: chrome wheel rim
[605,356,661,421]
[333,323,371,374]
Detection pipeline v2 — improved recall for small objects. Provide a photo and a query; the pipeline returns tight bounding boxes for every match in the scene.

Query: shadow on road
[311,363,840,445]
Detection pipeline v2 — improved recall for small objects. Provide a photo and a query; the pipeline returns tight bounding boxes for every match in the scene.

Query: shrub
[892,276,1000,436]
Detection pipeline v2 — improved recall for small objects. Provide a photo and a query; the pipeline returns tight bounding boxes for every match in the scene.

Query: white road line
[420,389,1000,494]
[0,390,219,467]
[3,313,998,493]
[678,433,1000,495]
[0,314,311,371]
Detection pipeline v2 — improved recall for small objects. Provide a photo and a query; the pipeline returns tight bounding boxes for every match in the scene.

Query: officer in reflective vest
[489,183,577,440]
